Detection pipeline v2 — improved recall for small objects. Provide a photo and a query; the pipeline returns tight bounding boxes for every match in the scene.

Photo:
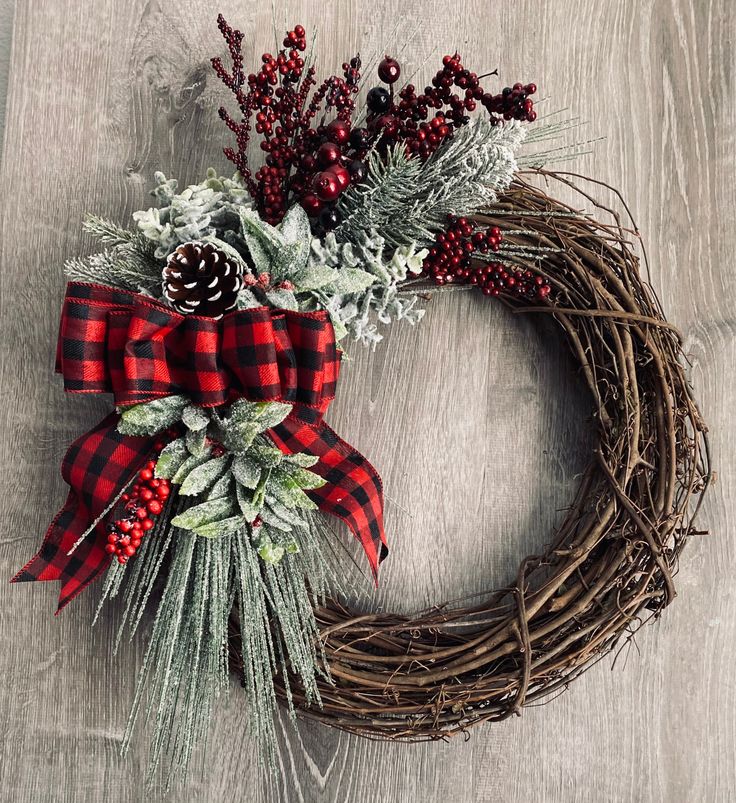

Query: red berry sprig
[104,457,171,565]
[360,53,537,159]
[422,216,551,300]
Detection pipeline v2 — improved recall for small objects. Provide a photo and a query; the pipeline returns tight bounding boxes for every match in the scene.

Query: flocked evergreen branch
[334,118,526,250]
[95,394,350,786]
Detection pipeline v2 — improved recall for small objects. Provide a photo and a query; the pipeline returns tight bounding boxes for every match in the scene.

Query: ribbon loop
[17,282,387,610]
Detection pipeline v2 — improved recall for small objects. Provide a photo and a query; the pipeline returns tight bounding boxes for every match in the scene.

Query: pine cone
[162,241,243,319]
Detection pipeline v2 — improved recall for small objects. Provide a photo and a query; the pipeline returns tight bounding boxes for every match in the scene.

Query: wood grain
[0,0,733,801]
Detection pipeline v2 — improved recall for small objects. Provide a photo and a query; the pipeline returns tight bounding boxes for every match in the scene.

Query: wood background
[0,0,733,801]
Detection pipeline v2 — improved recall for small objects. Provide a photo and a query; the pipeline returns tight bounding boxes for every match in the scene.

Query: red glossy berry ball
[300,193,323,216]
[378,56,401,84]
[327,164,351,192]
[312,171,342,202]
[142,518,155,531]
[147,499,163,515]
[326,119,351,145]
[316,141,342,167]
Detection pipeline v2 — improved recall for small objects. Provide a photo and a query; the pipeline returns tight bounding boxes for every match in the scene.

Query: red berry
[147,500,163,515]
[140,489,154,502]
[378,56,401,84]
[156,485,170,498]
[139,469,153,482]
[326,119,351,145]
[119,519,133,533]
[135,507,148,520]
[326,164,351,192]
[117,555,127,564]
[300,194,323,216]
[312,171,342,202]
[142,518,155,531]
[124,545,136,557]
[104,544,116,554]
[316,141,341,167]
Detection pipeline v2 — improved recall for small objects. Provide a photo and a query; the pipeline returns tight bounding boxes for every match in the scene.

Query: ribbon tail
[269,415,388,583]
[10,413,155,613]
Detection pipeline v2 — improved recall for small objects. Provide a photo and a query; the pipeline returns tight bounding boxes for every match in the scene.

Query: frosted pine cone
[162,241,243,319]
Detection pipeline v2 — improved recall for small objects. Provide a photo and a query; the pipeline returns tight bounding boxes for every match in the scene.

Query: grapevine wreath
[13,14,710,784]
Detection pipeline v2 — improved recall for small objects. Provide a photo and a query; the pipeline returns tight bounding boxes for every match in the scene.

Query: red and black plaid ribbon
[13,282,387,612]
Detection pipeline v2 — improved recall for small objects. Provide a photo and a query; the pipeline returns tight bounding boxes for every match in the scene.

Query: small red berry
[326,118,351,145]
[142,518,155,531]
[326,164,351,192]
[147,500,163,515]
[300,194,323,216]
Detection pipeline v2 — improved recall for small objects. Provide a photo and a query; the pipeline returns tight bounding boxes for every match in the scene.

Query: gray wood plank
[0,0,733,801]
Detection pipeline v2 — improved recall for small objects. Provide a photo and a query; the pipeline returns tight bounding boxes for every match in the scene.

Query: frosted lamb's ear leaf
[291,264,339,291]
[279,203,311,245]
[155,437,188,479]
[326,267,376,296]
[265,288,299,310]
[239,208,284,251]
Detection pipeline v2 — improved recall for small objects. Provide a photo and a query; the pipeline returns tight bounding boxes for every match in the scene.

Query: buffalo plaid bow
[13,282,387,612]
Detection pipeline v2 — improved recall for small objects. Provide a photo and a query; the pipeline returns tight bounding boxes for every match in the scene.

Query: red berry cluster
[104,457,171,565]
[422,216,551,300]
[361,54,537,158]
[212,16,364,225]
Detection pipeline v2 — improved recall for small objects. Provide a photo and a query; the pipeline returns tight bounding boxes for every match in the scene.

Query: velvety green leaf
[263,498,308,527]
[283,452,320,469]
[194,515,245,538]
[182,405,209,432]
[171,450,212,485]
[231,455,261,489]
[179,455,230,496]
[185,426,207,457]
[251,444,284,467]
[171,496,236,531]
[117,395,188,436]
[235,482,260,523]
[265,288,299,310]
[326,267,376,296]
[154,437,188,479]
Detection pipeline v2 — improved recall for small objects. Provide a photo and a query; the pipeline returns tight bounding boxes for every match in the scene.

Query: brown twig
[229,169,711,742]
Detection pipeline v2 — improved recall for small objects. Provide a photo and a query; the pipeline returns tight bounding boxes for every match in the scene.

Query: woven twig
[231,169,711,741]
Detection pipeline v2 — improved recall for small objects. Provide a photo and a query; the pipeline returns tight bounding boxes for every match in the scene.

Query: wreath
[14,14,710,786]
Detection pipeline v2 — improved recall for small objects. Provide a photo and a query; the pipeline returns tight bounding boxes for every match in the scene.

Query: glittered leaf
[194,515,244,539]
[171,496,236,531]
[280,465,326,490]
[254,402,292,430]
[117,395,188,436]
[231,455,261,489]
[186,426,208,457]
[291,264,339,291]
[283,452,320,469]
[154,437,188,479]
[171,450,212,485]
[326,267,376,296]
[207,471,233,500]
[179,455,230,496]
[251,444,284,468]
[256,536,286,564]
[279,204,311,246]
[182,405,210,432]
[258,506,293,532]
[269,475,318,510]
[235,482,260,523]
[265,288,299,310]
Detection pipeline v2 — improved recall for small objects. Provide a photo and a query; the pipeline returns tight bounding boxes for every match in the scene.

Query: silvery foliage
[310,231,427,346]
[133,168,252,259]
[335,118,526,249]
[239,204,426,344]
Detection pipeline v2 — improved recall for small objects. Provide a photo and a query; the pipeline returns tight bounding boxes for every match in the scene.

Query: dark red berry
[312,171,342,201]
[316,141,342,167]
[378,56,401,84]
[326,118,351,145]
